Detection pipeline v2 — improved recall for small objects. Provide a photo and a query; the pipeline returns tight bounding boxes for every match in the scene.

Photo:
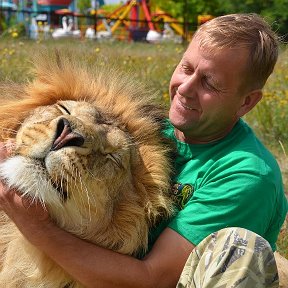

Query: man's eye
[202,77,218,92]
[181,64,193,75]
[205,81,215,89]
[204,81,217,92]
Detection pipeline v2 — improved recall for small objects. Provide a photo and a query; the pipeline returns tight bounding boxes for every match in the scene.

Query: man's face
[169,38,249,143]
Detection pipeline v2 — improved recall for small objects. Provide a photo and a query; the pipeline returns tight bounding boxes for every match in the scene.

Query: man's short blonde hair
[194,13,279,91]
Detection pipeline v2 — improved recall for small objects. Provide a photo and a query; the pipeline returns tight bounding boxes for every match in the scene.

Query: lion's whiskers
[75,165,97,223]
[75,166,92,221]
[85,168,97,179]
[65,167,70,200]
[60,165,65,198]
[80,180,93,222]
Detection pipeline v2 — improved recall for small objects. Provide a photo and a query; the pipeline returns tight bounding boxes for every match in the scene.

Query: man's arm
[34,222,193,288]
[0,187,193,288]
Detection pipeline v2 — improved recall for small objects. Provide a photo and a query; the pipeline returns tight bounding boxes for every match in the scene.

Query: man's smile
[176,95,198,111]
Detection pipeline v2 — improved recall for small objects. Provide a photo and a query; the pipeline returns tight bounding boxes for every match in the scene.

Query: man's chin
[169,113,199,131]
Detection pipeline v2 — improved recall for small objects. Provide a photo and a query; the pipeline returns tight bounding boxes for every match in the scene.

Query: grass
[0,37,287,257]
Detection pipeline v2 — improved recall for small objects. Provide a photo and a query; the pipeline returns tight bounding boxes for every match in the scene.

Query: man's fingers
[5,139,16,155]
[0,142,8,162]
[0,140,16,162]
[0,181,15,211]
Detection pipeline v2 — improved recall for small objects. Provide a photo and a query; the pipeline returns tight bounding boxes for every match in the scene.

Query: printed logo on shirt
[171,182,194,210]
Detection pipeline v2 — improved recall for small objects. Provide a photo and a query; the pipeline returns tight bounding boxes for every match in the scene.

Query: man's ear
[237,90,262,117]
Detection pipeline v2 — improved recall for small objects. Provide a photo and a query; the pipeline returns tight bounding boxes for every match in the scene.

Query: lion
[0,52,174,288]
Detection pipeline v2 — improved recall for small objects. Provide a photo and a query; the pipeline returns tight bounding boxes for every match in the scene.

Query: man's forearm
[31,221,154,288]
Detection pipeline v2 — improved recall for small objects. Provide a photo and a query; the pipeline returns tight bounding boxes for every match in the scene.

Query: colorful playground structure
[0,0,212,41]
[86,0,186,42]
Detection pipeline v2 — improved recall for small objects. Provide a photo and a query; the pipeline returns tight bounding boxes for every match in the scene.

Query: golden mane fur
[0,52,174,288]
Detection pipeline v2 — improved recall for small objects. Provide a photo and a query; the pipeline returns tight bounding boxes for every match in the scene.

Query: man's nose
[178,74,197,98]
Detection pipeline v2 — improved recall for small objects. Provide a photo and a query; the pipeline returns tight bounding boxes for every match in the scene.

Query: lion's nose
[51,118,84,151]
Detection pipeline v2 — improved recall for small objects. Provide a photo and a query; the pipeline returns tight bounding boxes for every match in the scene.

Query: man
[0,13,287,288]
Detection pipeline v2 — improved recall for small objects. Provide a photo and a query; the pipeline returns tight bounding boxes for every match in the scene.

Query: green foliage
[261,0,288,39]
[101,4,122,14]
[245,48,288,151]
[77,0,91,14]
[151,0,183,18]
[215,0,288,39]
[215,0,272,14]
[151,0,217,17]
[0,22,26,39]
[77,0,121,14]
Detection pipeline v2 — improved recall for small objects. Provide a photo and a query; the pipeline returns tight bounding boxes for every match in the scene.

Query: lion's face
[17,100,134,183]
[1,100,138,236]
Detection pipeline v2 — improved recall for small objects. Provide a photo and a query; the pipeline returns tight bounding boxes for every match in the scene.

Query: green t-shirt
[150,119,287,252]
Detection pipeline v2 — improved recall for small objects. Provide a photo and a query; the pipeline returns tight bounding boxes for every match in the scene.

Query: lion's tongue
[51,123,84,151]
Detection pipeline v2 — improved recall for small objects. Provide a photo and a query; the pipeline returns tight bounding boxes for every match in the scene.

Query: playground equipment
[33,0,81,39]
[85,21,111,39]
[0,0,190,42]
[29,17,38,39]
[52,14,80,38]
[0,1,17,9]
[197,14,213,25]
[85,8,112,39]
[151,9,184,42]
[86,0,184,42]
[0,0,17,29]
[86,0,149,41]
[108,0,153,39]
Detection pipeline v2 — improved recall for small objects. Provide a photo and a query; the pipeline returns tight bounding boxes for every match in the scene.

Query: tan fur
[0,52,174,287]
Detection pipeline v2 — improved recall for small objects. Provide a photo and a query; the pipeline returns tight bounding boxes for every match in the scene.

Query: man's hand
[0,141,51,245]
[0,141,10,162]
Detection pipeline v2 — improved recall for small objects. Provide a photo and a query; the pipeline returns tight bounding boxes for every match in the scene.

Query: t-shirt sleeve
[168,158,284,251]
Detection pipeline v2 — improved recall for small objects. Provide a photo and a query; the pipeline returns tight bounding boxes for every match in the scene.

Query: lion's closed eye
[106,153,123,169]
[57,103,71,115]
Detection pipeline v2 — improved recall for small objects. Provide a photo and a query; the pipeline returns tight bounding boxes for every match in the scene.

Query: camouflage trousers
[177,227,279,288]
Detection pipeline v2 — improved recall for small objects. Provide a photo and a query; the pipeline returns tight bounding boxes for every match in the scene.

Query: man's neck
[174,121,239,144]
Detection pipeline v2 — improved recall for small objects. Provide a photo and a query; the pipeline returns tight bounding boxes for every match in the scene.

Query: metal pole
[94,0,98,40]
[0,0,3,33]
[183,0,188,42]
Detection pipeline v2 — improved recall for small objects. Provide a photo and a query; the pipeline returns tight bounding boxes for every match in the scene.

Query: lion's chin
[0,156,63,208]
